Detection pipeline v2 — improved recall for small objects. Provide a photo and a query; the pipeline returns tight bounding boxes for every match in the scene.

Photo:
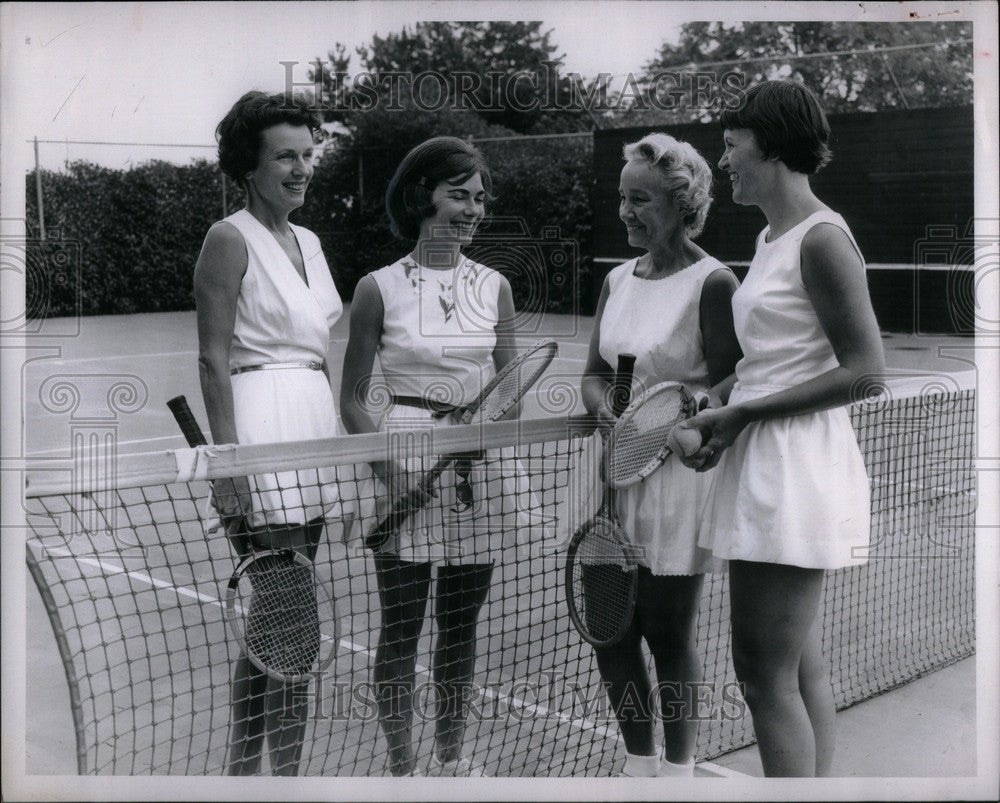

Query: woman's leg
[227,516,321,776]
[374,554,432,776]
[728,559,827,777]
[640,573,705,765]
[431,562,494,763]
[226,654,268,775]
[592,568,656,766]
[257,518,325,775]
[223,517,327,776]
[799,615,836,776]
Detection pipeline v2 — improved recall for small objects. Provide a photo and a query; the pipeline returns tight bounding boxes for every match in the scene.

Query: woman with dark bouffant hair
[677,80,885,776]
[195,90,344,775]
[340,136,534,776]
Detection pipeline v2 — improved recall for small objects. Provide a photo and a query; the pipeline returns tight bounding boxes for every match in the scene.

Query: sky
[3,1,687,169]
[5,0,981,171]
[1,0,993,173]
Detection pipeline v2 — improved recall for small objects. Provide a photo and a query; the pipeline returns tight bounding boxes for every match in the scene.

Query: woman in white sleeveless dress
[194,91,346,775]
[341,137,532,777]
[677,81,885,776]
[581,134,742,777]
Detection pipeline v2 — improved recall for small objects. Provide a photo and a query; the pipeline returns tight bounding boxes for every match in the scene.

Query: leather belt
[391,395,460,419]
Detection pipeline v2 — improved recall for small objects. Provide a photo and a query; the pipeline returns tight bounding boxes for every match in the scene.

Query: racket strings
[470,344,557,424]
[235,555,325,677]
[606,391,688,484]
[570,521,637,644]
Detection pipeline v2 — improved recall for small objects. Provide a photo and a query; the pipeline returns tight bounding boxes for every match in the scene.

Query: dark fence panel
[591,107,975,333]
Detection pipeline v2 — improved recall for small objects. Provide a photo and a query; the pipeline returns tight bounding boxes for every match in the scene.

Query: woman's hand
[594,401,618,436]
[676,404,752,472]
[210,475,253,524]
[371,459,435,507]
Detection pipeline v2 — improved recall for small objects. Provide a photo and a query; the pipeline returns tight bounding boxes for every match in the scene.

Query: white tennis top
[598,256,732,575]
[226,208,343,370]
[370,256,500,406]
[733,210,863,389]
[599,256,729,396]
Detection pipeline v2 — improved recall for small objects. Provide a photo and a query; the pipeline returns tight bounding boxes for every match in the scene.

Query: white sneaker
[613,752,660,777]
[426,755,488,776]
[658,756,695,777]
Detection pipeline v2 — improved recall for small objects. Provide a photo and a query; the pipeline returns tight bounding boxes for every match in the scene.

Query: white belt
[230,361,325,376]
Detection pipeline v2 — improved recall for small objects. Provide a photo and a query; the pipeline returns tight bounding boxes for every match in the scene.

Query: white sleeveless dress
[220,209,348,528]
[599,257,730,576]
[369,256,539,565]
[699,211,871,569]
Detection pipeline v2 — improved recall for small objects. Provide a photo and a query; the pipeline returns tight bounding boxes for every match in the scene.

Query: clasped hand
[675,404,751,473]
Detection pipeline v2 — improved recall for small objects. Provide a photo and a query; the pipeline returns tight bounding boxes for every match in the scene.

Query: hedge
[25,133,592,318]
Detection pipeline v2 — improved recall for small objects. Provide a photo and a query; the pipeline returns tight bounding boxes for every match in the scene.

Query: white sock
[622,751,660,777]
[659,755,695,777]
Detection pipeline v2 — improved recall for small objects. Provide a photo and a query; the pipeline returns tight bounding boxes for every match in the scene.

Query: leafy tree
[294,22,596,302]
[309,22,591,135]
[615,21,972,124]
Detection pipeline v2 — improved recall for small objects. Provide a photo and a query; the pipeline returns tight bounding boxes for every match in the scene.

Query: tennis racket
[565,354,641,648]
[167,395,339,682]
[604,381,702,489]
[225,548,338,682]
[364,338,559,551]
[167,394,252,558]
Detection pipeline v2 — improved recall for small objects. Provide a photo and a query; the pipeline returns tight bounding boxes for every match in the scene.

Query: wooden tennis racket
[565,354,641,648]
[364,338,559,551]
[224,548,338,682]
[604,381,702,490]
[167,395,340,682]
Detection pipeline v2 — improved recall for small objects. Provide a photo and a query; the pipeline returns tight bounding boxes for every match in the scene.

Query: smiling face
[419,172,486,244]
[246,123,315,213]
[719,128,772,207]
[618,159,680,251]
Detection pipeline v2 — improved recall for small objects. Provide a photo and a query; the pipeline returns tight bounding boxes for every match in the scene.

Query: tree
[614,21,972,125]
[309,22,591,135]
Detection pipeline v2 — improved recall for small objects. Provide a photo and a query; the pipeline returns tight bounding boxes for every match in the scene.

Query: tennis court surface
[19,312,977,778]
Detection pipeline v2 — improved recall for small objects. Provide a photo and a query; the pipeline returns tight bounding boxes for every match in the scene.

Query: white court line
[25,350,198,366]
[31,541,750,778]
[28,435,182,456]
[26,338,581,368]
[696,760,752,778]
[24,338,355,367]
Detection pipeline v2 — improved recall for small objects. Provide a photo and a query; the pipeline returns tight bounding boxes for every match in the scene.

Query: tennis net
[24,373,976,776]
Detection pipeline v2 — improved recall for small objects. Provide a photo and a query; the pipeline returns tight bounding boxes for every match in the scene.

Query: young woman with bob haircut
[340,136,535,777]
[676,80,885,777]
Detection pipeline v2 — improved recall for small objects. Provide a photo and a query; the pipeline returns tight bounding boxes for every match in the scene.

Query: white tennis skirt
[619,453,726,576]
[225,368,364,528]
[698,385,871,570]
[372,404,542,565]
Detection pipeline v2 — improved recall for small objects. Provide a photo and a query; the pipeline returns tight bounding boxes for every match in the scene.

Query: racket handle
[611,354,637,417]
[365,455,452,551]
[167,395,251,559]
[365,504,410,551]
[167,396,208,447]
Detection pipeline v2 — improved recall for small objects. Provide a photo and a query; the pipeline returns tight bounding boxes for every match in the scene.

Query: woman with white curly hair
[580,132,742,776]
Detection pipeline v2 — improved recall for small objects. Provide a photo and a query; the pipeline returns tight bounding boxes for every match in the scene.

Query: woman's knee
[732,646,801,708]
[434,568,492,631]
[637,574,703,646]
